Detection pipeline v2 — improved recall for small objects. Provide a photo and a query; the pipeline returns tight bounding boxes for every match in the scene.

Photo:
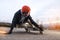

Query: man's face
[22,12,30,16]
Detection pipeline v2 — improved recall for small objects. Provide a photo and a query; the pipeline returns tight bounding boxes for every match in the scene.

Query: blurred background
[0,0,60,30]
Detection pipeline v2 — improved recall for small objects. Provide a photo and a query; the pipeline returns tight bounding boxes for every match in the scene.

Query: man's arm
[28,15,39,27]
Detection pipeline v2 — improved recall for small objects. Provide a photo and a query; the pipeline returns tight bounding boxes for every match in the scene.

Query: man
[8,5,43,34]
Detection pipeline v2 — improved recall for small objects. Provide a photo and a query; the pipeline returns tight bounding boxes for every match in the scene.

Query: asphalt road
[0,27,60,40]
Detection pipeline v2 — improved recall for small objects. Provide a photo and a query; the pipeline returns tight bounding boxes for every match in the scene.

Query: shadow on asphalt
[9,31,41,35]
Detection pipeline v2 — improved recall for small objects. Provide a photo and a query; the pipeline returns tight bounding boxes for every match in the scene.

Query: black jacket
[12,10,39,27]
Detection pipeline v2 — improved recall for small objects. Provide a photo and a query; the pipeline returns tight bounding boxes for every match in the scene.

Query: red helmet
[22,5,31,13]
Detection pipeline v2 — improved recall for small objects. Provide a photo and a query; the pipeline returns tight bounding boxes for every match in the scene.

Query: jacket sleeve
[28,15,39,27]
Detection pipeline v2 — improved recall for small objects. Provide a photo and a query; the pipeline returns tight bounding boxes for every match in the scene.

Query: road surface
[0,27,60,40]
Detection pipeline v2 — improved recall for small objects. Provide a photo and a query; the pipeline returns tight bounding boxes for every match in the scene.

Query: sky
[0,0,60,24]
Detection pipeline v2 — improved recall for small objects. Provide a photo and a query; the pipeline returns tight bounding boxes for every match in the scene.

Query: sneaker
[40,31,43,34]
[6,32,12,34]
